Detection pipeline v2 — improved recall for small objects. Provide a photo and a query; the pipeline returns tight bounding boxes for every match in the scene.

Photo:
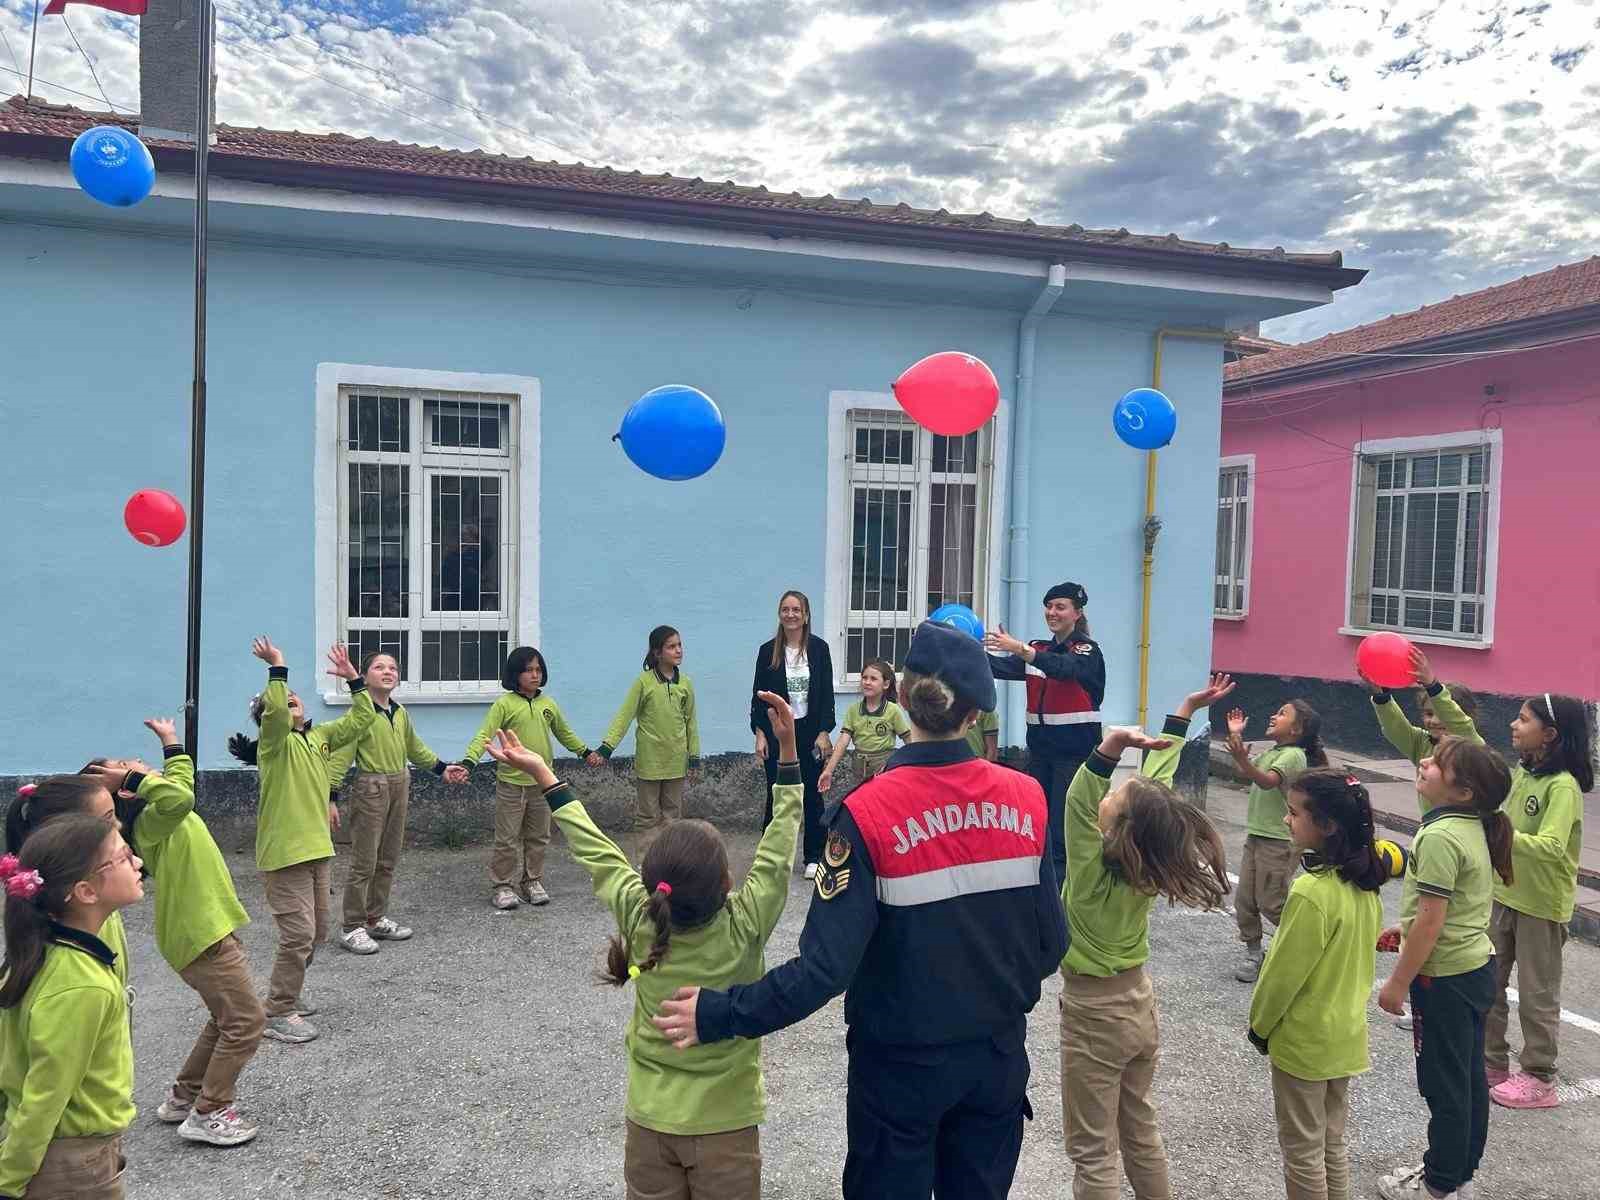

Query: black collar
[886,738,975,770]
[860,697,889,717]
[1421,803,1479,826]
[653,667,681,685]
[48,920,118,968]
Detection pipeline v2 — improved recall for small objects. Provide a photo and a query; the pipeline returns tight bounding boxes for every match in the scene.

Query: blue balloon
[69,126,156,208]
[615,385,727,481]
[929,603,984,641]
[1113,387,1177,450]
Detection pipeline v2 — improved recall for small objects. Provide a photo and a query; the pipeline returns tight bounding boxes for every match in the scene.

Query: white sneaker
[524,881,550,906]
[803,862,819,880]
[367,916,412,941]
[262,1013,318,1044]
[339,927,380,955]
[155,1090,192,1124]
[178,1105,259,1147]
[1378,1163,1454,1199]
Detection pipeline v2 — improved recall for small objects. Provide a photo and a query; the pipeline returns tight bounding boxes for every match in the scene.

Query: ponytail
[597,820,729,987]
[0,814,115,1009]
[1435,736,1514,887]
[603,886,673,987]
[228,692,267,767]
[1288,700,1328,767]
[1291,769,1387,892]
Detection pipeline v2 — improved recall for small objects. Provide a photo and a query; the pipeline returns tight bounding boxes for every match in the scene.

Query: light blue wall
[1,212,1225,769]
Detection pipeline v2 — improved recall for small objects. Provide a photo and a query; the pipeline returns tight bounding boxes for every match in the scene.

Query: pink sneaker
[1491,1072,1559,1109]
[1485,1065,1511,1088]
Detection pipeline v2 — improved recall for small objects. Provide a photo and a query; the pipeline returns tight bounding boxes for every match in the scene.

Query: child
[598,626,700,849]
[818,659,908,794]
[1376,736,1513,1200]
[228,637,373,1045]
[460,646,594,912]
[1363,646,1483,765]
[1249,769,1387,1200]
[484,690,803,1200]
[966,706,1000,762]
[1485,692,1591,1109]
[328,652,469,949]
[1226,700,1327,982]
[86,721,264,1148]
[0,813,144,1199]
[1060,674,1234,1200]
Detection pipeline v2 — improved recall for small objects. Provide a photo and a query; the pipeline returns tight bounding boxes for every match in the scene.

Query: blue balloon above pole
[928,603,984,641]
[614,385,727,481]
[69,126,156,208]
[1112,387,1177,450]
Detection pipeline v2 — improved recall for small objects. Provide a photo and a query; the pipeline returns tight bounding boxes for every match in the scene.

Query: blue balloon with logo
[69,126,156,208]
[1112,387,1177,450]
[614,384,726,481]
[929,603,984,641]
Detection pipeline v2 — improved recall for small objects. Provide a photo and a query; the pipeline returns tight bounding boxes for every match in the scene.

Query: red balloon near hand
[123,489,186,547]
[892,351,999,436]
[1356,631,1416,689]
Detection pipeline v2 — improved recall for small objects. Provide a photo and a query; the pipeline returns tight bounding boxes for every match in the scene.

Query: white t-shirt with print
[784,644,811,720]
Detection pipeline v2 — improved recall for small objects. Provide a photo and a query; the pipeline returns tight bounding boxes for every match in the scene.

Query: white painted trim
[822,391,1010,693]
[1215,453,1255,618]
[1059,260,1330,306]
[1342,428,1503,645]
[313,363,541,705]
[1213,613,1247,623]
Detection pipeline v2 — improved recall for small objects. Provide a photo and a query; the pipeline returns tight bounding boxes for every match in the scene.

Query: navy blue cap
[1044,580,1088,608]
[904,620,997,713]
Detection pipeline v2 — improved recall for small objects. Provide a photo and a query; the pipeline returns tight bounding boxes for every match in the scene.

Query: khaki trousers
[1270,1066,1351,1200]
[342,772,410,931]
[25,1133,124,1200]
[624,1119,760,1200]
[1486,900,1568,1081]
[261,857,331,1017]
[175,934,266,1112]
[857,750,891,781]
[1236,835,1298,944]
[1060,967,1170,1200]
[634,777,686,830]
[491,781,550,890]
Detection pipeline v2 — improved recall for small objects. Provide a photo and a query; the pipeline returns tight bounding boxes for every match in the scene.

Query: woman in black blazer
[750,589,835,875]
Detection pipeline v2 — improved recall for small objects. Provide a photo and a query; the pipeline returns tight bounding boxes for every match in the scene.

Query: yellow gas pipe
[1137,325,1234,729]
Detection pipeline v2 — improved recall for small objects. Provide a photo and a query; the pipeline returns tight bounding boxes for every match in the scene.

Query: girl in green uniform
[485,691,802,1200]
[599,626,700,847]
[0,813,145,1200]
[1362,647,1483,764]
[818,659,908,794]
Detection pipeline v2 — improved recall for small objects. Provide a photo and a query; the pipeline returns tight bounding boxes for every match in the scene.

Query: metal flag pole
[24,0,41,105]
[182,0,212,758]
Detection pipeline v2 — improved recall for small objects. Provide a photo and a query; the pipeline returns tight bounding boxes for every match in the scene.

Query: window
[824,393,1004,684]
[1348,432,1499,644]
[315,366,540,701]
[1214,456,1253,617]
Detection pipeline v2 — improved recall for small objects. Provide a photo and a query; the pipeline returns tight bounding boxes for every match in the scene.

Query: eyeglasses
[93,846,138,876]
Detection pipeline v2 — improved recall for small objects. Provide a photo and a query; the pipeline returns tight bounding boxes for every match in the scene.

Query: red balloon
[123,489,186,547]
[892,351,999,436]
[1356,631,1416,689]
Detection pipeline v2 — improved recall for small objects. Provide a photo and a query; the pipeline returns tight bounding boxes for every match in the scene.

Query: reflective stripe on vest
[877,855,1042,907]
[1025,711,1102,725]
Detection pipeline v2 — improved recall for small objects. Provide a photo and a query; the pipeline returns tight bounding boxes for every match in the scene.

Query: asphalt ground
[117,779,1600,1199]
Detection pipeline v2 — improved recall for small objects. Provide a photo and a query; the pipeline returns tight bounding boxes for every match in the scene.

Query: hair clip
[627,964,641,980]
[0,856,43,900]
[1344,774,1361,788]
[16,783,36,797]
[655,882,673,897]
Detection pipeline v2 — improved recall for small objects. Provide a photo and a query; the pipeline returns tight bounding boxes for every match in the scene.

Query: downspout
[1137,324,1233,728]
[1004,263,1067,748]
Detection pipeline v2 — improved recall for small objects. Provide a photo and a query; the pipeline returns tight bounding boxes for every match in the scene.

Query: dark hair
[1434,736,1515,886]
[1417,683,1480,724]
[643,626,681,674]
[79,761,148,861]
[0,814,120,1009]
[1523,693,1595,792]
[602,820,729,986]
[899,669,973,737]
[1101,777,1231,908]
[767,591,812,671]
[228,693,270,767]
[1286,700,1329,767]
[6,776,112,855]
[1290,768,1387,892]
[502,646,549,694]
[360,650,398,675]
[861,658,899,704]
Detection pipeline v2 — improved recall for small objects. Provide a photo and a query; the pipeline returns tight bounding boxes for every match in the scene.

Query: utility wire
[61,11,115,112]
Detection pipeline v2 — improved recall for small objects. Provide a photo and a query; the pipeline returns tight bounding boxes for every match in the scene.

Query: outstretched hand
[143,717,180,747]
[652,987,702,1049]
[251,636,284,667]
[1178,673,1234,719]
[325,643,359,681]
[756,691,798,760]
[982,624,1027,657]
[486,731,557,787]
[1097,726,1173,760]
[1409,646,1435,688]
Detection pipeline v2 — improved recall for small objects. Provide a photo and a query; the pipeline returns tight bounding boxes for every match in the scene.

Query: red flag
[43,0,147,14]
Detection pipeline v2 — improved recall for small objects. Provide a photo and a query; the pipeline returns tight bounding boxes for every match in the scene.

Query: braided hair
[601,820,730,986]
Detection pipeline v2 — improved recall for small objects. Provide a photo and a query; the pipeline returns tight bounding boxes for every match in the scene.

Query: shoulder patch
[1524,794,1541,816]
[1071,643,1094,655]
[825,830,851,868]
[543,708,556,723]
[816,867,851,900]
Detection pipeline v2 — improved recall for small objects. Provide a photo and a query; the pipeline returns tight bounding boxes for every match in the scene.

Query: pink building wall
[1216,337,1600,701]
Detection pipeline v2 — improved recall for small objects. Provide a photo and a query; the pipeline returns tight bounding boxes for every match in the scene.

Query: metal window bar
[1214,466,1248,615]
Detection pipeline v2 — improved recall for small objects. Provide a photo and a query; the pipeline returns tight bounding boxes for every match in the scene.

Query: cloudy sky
[4,0,1597,340]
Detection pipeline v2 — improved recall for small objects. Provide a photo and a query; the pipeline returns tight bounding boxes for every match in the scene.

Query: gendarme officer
[654,621,1068,1200]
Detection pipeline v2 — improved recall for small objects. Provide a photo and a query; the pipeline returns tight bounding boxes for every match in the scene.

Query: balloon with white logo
[892,351,999,436]
[69,125,156,208]
[1112,387,1177,450]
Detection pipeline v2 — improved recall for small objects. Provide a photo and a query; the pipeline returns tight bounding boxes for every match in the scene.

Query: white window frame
[314,363,541,703]
[1214,453,1255,620]
[1340,428,1501,650]
[822,390,1010,691]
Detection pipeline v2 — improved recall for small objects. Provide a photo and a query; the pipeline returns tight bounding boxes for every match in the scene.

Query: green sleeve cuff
[1086,751,1118,778]
[430,760,448,777]
[1370,690,1392,704]
[268,666,289,681]
[161,744,184,761]
[1161,715,1190,737]
[598,745,614,759]
[776,761,802,785]
[543,781,573,811]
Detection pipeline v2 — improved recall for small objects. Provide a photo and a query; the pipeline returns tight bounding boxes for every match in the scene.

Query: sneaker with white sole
[262,1013,319,1044]
[493,886,520,910]
[803,862,819,880]
[524,881,550,906]
[1491,1071,1559,1109]
[1378,1162,1454,1199]
[295,993,318,1016]
[368,916,412,940]
[179,1105,259,1147]
[155,1090,193,1124]
[339,927,380,955]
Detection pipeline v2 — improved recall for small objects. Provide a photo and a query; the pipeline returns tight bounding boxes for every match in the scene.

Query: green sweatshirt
[462,691,590,787]
[842,700,910,755]
[128,752,249,973]
[965,709,1000,759]
[551,771,802,1136]
[1249,865,1382,1080]
[254,669,375,872]
[1401,806,1493,977]
[0,928,134,1196]
[101,912,128,991]
[1372,684,1482,766]
[1245,744,1306,840]
[1496,766,1583,923]
[327,699,445,789]
[1060,717,1187,978]
[600,670,700,781]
